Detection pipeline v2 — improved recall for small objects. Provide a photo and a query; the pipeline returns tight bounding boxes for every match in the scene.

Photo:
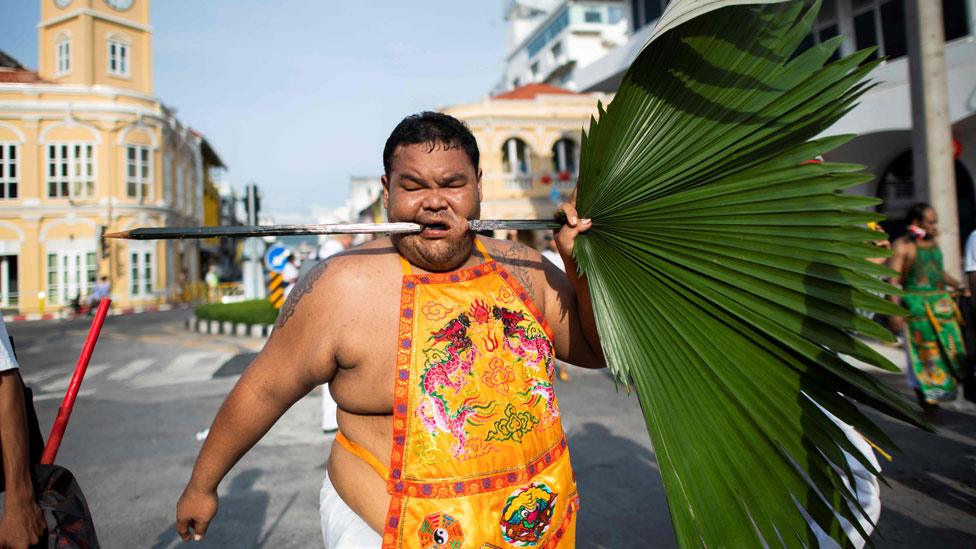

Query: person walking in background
[319,234,354,261]
[205,265,220,304]
[541,233,565,271]
[281,254,300,299]
[961,229,976,398]
[317,235,353,434]
[88,276,110,313]
[965,228,976,296]
[889,203,969,411]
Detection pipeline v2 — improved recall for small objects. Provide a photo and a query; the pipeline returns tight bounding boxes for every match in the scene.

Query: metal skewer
[105,219,563,240]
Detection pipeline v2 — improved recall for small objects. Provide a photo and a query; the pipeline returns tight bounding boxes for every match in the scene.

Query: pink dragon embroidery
[524,380,559,427]
[420,314,478,396]
[418,312,486,457]
[417,397,491,458]
[493,306,555,379]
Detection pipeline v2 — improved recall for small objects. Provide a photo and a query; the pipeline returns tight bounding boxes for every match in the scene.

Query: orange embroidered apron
[339,240,578,548]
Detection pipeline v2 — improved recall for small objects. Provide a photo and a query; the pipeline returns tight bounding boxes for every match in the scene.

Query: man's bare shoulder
[274,238,401,330]
[482,237,547,302]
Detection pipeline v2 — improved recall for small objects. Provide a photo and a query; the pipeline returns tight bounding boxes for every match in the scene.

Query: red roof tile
[494,83,578,100]
[0,69,52,84]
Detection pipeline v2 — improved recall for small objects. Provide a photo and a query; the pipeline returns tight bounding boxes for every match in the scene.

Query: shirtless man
[176,112,604,547]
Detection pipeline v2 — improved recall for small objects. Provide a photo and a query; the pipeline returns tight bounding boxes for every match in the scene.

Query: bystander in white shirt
[0,317,19,372]
[965,230,976,273]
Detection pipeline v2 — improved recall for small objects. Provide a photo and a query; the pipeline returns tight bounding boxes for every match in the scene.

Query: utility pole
[906,0,960,278]
[242,183,266,300]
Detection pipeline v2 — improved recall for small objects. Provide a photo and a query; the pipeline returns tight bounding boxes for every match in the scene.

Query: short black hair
[383,112,479,175]
[906,202,932,224]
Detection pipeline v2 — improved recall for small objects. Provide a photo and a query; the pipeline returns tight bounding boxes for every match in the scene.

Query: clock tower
[38,0,153,94]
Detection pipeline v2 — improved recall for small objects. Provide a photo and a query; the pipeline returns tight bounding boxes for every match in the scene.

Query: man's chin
[394,234,474,272]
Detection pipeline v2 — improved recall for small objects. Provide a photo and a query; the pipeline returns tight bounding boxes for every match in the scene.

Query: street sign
[264,244,290,273]
[267,273,285,309]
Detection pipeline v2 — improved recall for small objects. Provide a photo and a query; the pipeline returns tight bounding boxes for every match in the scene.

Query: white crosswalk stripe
[23,351,236,399]
[107,357,156,382]
[130,351,231,389]
[39,364,111,393]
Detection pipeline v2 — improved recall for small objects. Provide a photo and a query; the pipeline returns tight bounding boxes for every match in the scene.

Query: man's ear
[476,168,483,203]
[381,174,390,210]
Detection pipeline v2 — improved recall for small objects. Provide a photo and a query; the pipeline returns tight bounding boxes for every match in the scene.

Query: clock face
[104,0,134,11]
[54,0,72,8]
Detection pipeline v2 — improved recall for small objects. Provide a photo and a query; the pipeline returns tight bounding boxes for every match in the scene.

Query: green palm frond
[573,1,928,546]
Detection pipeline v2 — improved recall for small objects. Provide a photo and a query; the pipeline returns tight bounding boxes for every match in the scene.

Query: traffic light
[98,225,110,258]
[245,183,261,225]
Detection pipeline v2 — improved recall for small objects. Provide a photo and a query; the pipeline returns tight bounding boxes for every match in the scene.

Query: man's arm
[0,370,45,548]
[176,261,338,541]
[539,195,605,370]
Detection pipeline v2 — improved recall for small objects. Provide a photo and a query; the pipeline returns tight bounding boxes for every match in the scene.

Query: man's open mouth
[422,222,450,232]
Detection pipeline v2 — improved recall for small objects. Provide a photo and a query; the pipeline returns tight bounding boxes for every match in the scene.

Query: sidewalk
[852,337,976,547]
[3,303,179,324]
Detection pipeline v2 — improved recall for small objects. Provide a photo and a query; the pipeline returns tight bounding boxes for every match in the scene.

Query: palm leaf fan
[572,0,929,546]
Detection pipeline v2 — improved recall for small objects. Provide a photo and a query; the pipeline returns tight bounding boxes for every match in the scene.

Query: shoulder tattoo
[498,242,540,303]
[275,260,329,330]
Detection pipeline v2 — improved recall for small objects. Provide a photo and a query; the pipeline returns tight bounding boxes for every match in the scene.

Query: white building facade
[498,0,629,93]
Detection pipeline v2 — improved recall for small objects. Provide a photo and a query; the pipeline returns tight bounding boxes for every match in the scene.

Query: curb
[186,315,273,338]
[3,303,175,324]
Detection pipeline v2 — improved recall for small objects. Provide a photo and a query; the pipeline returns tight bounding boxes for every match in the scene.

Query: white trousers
[322,385,338,431]
[810,410,882,549]
[319,471,382,548]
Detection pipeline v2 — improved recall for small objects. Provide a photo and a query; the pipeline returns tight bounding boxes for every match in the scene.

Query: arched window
[551,138,577,175]
[56,33,71,76]
[502,138,531,175]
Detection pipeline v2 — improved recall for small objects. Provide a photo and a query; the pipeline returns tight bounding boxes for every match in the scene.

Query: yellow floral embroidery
[486,404,539,443]
[482,357,516,395]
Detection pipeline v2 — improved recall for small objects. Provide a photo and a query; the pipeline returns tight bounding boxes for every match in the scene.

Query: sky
[0,0,509,222]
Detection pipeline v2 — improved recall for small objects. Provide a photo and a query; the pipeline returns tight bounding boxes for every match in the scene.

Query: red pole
[40,297,112,465]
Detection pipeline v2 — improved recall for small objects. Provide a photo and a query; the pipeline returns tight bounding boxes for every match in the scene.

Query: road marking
[130,351,231,388]
[21,369,68,386]
[32,388,95,401]
[107,357,156,382]
[39,364,110,393]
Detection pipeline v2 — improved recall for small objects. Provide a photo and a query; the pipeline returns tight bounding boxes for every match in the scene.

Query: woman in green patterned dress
[889,203,969,409]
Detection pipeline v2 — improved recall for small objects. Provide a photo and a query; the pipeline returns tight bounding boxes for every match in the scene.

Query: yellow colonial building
[0,0,223,315]
[441,84,609,224]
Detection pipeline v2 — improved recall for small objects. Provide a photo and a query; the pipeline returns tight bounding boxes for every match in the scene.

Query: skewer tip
[104,230,131,239]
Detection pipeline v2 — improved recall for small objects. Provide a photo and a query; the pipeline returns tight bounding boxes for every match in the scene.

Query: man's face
[383,142,482,272]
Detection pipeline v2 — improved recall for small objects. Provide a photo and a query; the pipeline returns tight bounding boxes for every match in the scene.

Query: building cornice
[0,82,158,103]
[0,202,198,224]
[0,100,163,121]
[39,8,153,33]
[460,116,594,128]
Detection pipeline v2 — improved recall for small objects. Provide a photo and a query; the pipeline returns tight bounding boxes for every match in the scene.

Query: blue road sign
[264,244,290,273]
[548,186,563,206]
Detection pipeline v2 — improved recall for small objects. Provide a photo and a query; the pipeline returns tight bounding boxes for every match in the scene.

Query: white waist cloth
[810,408,882,549]
[319,471,382,548]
